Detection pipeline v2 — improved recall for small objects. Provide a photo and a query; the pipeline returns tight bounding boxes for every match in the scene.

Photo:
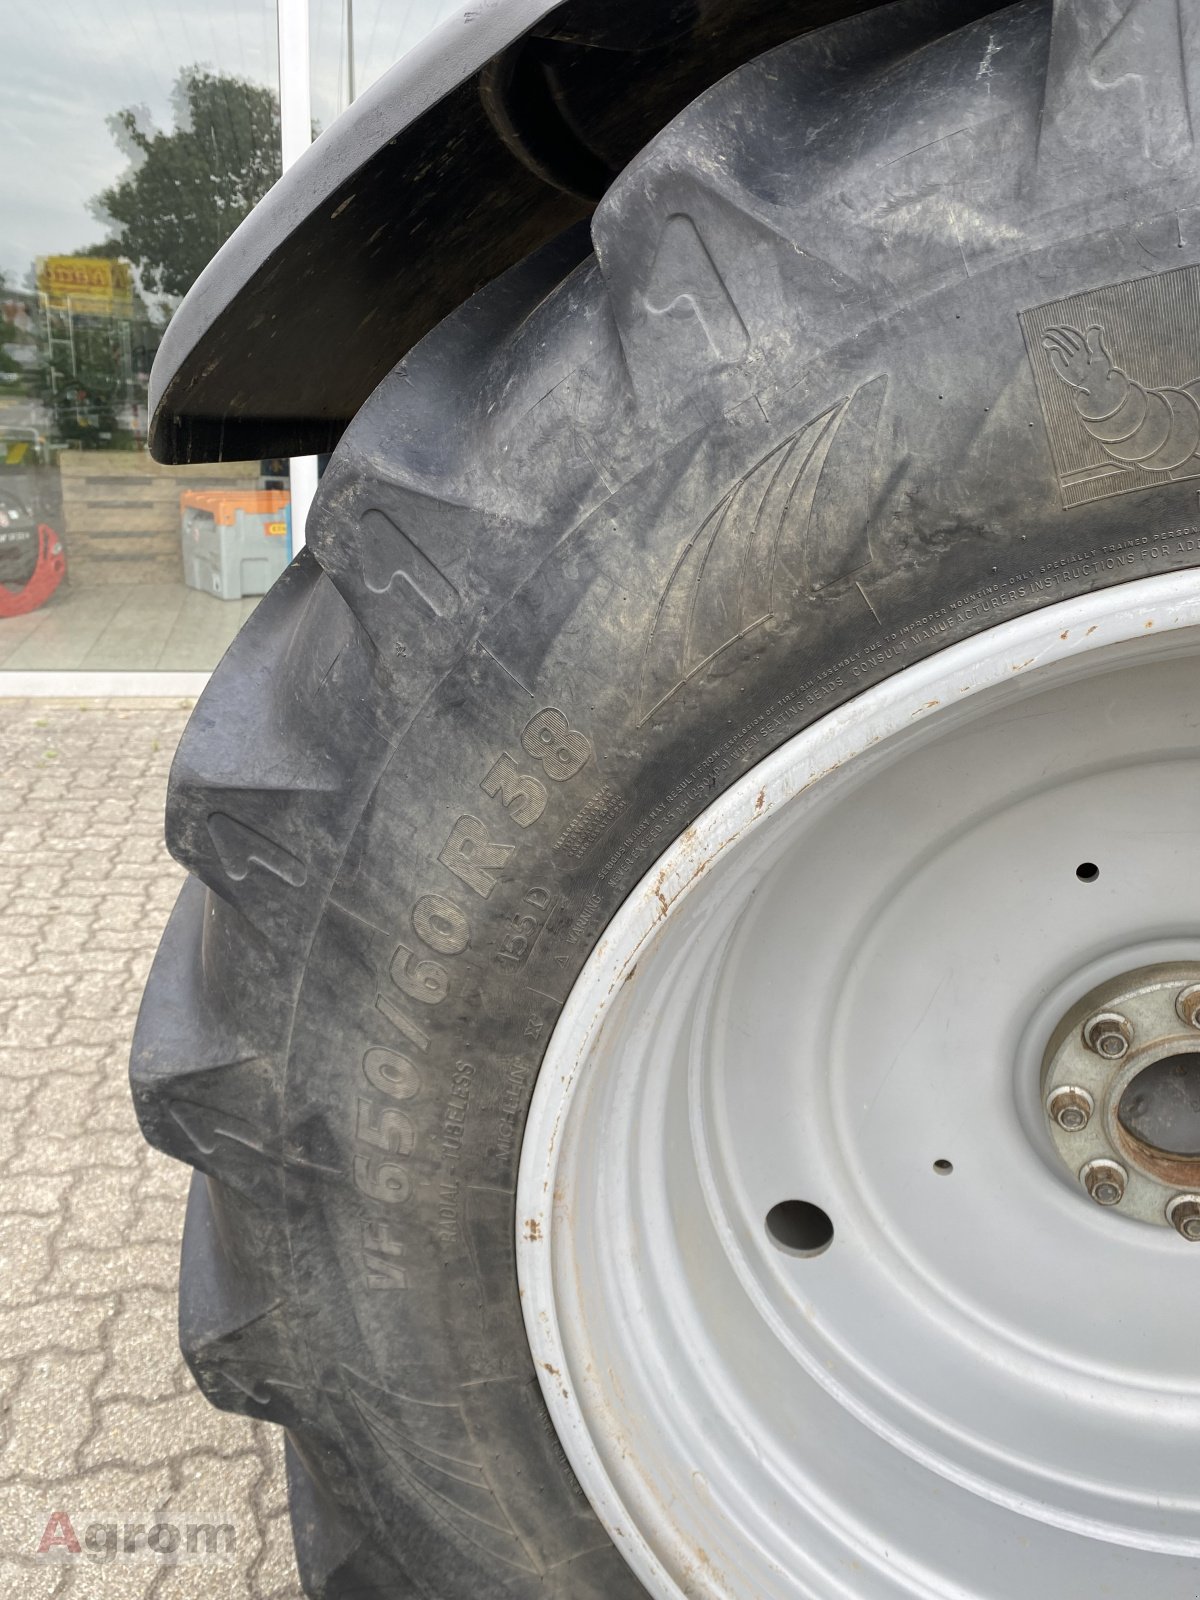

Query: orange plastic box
[179,489,290,526]
[180,489,292,599]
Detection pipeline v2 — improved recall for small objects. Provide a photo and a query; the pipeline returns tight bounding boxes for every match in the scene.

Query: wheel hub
[1042,963,1200,1232]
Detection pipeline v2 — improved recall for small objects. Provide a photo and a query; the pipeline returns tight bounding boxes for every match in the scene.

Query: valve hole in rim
[765,1200,834,1257]
[1076,861,1100,882]
[933,1159,954,1175]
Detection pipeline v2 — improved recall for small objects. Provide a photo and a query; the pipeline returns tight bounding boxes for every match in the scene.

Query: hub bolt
[1047,1085,1094,1132]
[1082,1010,1133,1060]
[1167,1194,1200,1241]
[1081,1158,1127,1207]
[1177,985,1200,1031]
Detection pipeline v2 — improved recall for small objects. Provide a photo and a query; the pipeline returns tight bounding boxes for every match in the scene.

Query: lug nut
[1177,985,1200,1031]
[1167,1194,1200,1241]
[1081,1157,1127,1207]
[1082,1010,1133,1060]
[1047,1085,1094,1132]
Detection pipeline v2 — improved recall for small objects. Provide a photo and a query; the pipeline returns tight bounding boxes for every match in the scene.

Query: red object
[0,525,66,617]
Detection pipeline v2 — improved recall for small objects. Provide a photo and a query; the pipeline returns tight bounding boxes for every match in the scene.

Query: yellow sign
[35,257,134,316]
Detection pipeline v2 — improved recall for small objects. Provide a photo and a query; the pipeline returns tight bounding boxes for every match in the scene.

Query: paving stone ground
[0,699,302,1599]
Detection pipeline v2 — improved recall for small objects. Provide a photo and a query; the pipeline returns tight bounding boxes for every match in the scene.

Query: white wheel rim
[517,571,1200,1600]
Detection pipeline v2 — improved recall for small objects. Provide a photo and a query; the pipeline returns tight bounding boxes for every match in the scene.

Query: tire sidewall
[284,222,1200,1590]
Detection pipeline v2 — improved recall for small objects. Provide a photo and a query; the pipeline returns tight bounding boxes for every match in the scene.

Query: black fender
[148,0,1013,464]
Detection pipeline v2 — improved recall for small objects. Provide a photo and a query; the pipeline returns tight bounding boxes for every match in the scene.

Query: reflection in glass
[1,5,284,669]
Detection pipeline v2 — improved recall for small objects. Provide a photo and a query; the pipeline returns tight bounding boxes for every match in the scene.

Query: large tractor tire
[132,2,1200,1595]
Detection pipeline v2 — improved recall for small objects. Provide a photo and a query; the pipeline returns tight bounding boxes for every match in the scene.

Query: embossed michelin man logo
[1043,322,1200,475]
[1021,264,1200,507]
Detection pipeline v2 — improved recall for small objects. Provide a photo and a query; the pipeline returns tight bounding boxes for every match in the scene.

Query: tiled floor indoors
[0,587,260,674]
[0,698,302,1598]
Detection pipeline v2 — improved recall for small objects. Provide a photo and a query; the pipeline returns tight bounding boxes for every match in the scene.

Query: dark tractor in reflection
[0,487,39,588]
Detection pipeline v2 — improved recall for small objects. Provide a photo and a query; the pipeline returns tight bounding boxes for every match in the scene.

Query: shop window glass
[308,0,460,132]
[1,3,284,670]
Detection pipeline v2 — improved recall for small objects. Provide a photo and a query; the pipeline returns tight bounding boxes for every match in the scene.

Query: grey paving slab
[0,584,259,676]
[0,698,302,1600]
[154,589,251,671]
[0,590,131,671]
[80,587,188,671]
[0,614,50,669]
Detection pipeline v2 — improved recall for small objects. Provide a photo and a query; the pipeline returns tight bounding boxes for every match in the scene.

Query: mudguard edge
[149,0,1011,463]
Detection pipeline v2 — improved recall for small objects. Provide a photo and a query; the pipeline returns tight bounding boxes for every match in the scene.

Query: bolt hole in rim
[765,1199,835,1257]
[1077,861,1101,881]
[517,573,1200,1600]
